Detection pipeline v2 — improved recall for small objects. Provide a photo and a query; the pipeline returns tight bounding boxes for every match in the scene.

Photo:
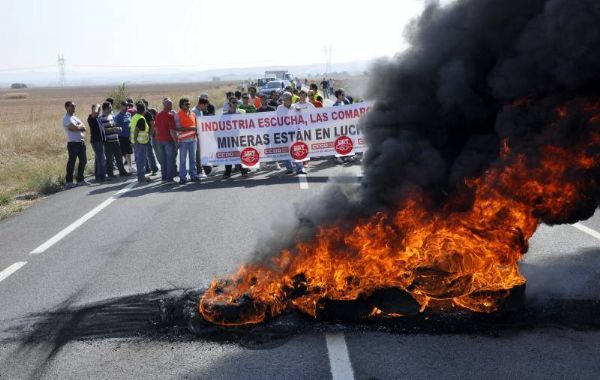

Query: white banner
[197,101,373,166]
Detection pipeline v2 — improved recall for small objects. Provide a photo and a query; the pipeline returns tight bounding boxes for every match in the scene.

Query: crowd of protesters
[61,80,359,188]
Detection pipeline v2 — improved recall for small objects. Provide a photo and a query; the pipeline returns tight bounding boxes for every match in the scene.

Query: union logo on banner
[240,147,260,166]
[290,141,309,161]
[334,136,354,155]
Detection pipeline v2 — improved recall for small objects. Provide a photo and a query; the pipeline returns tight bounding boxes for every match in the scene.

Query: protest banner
[197,101,373,166]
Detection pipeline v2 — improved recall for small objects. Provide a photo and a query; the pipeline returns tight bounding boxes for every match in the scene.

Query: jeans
[158,141,176,181]
[179,140,198,180]
[105,141,128,176]
[91,141,106,180]
[146,140,159,173]
[134,143,148,181]
[283,160,303,173]
[66,141,87,184]
[151,135,161,166]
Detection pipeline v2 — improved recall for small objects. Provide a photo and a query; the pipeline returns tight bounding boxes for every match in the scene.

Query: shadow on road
[81,158,363,197]
[118,174,363,198]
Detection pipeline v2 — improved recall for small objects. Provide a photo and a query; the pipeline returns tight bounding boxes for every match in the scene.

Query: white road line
[0,262,27,283]
[572,223,600,241]
[326,333,355,380]
[298,174,309,190]
[30,181,136,255]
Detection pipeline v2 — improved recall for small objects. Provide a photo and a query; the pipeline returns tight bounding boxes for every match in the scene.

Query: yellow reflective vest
[130,113,149,144]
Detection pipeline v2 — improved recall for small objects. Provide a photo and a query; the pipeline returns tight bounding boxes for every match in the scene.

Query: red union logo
[334,136,354,155]
[240,147,260,166]
[290,141,309,160]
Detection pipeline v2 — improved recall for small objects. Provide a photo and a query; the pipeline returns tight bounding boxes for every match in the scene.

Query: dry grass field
[0,76,364,219]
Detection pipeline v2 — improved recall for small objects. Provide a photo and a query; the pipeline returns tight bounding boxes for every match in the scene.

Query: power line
[66,59,276,69]
[0,65,55,72]
[0,59,278,72]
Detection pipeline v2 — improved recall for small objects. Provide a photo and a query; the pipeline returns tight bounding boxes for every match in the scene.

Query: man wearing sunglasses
[175,98,200,183]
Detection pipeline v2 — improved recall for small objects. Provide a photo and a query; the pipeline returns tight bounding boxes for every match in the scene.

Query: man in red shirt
[154,98,178,182]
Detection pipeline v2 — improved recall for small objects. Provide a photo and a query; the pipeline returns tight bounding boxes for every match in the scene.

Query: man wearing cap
[62,101,88,188]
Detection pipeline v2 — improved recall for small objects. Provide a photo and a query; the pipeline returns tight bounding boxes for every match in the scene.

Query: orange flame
[200,99,600,326]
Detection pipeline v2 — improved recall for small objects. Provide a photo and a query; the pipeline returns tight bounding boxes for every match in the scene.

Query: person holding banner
[268,91,280,108]
[308,90,323,108]
[309,83,323,101]
[239,93,257,113]
[256,94,278,170]
[256,94,276,113]
[248,86,261,108]
[192,97,214,176]
[222,97,250,179]
[222,91,234,114]
[175,98,200,183]
[199,93,215,115]
[294,90,316,111]
[277,92,307,175]
[333,89,351,106]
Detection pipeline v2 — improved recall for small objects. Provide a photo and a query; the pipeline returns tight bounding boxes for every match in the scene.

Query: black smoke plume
[362,0,600,207]
[253,0,600,259]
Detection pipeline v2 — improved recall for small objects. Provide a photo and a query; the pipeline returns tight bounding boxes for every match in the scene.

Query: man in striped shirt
[98,101,130,177]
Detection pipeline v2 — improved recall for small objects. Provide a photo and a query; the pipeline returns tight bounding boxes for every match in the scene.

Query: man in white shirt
[277,92,307,175]
[62,100,89,188]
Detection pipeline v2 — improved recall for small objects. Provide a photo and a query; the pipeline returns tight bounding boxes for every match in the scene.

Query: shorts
[119,136,133,155]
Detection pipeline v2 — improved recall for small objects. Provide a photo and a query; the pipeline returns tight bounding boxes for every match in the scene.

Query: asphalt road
[0,159,599,379]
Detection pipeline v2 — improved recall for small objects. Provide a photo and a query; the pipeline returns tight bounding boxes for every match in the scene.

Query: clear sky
[1,0,433,73]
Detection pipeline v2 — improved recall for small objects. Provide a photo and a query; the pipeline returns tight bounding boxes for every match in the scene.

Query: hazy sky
[1,0,433,73]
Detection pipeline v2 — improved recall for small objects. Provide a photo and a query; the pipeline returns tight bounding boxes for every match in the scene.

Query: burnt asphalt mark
[2,288,599,350]
[1,287,600,378]
[1,289,599,379]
